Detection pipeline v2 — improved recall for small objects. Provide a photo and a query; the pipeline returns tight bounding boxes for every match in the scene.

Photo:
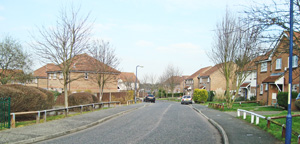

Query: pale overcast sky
[0,0,273,82]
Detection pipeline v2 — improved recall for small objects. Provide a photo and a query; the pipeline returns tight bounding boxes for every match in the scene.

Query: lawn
[240,111,300,144]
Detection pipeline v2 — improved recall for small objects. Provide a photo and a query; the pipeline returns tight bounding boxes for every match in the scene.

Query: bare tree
[140,73,158,95]
[32,6,92,108]
[209,9,261,108]
[162,64,182,98]
[0,36,32,85]
[89,39,120,102]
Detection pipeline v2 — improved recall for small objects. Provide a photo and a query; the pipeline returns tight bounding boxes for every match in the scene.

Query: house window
[49,74,52,79]
[53,73,57,79]
[288,56,298,68]
[261,62,267,72]
[35,78,38,84]
[265,84,268,91]
[59,73,63,79]
[84,73,88,79]
[276,58,282,70]
[207,77,210,82]
[200,78,202,83]
[260,84,263,94]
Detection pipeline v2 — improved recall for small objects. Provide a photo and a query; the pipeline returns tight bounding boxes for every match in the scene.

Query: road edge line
[191,106,229,144]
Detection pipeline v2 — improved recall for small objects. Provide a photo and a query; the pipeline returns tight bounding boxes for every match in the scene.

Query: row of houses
[26,54,139,94]
[173,31,300,106]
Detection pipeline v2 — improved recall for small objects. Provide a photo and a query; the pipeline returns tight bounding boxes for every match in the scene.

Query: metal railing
[10,101,121,128]
[0,97,10,129]
[237,109,265,125]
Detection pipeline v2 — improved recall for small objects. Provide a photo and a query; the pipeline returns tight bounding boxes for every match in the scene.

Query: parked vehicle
[181,95,192,104]
[144,94,155,103]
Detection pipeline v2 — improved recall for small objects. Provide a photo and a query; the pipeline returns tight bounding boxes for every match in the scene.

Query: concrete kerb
[191,106,229,144]
[12,104,149,144]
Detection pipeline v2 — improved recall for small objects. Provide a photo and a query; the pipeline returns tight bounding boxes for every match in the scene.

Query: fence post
[65,108,68,117]
[10,113,15,128]
[282,124,286,138]
[251,114,254,124]
[80,105,83,114]
[256,116,260,125]
[267,117,271,128]
[298,135,300,144]
[43,110,47,122]
[36,111,40,124]
[243,111,246,119]
[237,109,240,117]
[92,104,95,111]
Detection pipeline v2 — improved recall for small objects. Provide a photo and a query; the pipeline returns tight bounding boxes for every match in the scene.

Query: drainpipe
[266,83,269,106]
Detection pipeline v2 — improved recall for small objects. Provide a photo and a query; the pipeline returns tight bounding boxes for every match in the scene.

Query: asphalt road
[37,101,222,144]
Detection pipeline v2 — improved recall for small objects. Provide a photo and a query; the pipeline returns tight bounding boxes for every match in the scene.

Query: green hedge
[193,89,208,103]
[207,91,215,102]
[277,91,298,109]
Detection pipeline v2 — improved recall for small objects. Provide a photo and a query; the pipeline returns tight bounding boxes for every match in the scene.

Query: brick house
[237,60,257,100]
[198,63,235,92]
[117,72,138,91]
[26,64,55,89]
[184,66,211,95]
[256,32,300,106]
[164,76,188,94]
[32,54,120,94]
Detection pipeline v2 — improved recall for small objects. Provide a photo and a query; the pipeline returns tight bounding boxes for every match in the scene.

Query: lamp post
[285,0,293,143]
[135,65,143,104]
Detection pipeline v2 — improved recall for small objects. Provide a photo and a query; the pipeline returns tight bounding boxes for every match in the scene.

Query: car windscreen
[147,95,154,97]
[183,96,191,98]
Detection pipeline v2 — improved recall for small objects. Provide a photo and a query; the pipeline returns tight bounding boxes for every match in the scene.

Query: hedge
[277,91,298,109]
[193,89,208,103]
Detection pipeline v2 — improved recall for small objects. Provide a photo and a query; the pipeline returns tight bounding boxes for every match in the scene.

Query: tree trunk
[64,84,68,108]
[99,87,103,102]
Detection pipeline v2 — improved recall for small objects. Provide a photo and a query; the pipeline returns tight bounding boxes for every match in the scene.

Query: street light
[285,0,293,143]
[135,65,143,104]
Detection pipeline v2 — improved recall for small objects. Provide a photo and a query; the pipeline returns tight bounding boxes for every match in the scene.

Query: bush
[0,84,54,112]
[68,92,98,106]
[250,96,256,101]
[277,91,298,109]
[50,90,61,101]
[207,91,215,102]
[214,88,225,102]
[235,96,245,102]
[295,100,300,110]
[193,89,208,103]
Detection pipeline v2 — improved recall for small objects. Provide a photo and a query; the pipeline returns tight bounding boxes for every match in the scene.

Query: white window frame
[261,62,267,72]
[293,55,298,68]
[84,73,88,79]
[207,77,210,83]
[200,78,202,83]
[53,73,57,79]
[253,71,257,80]
[35,78,38,84]
[260,84,263,94]
[276,58,282,70]
[59,73,63,79]
[265,84,268,91]
[49,74,51,79]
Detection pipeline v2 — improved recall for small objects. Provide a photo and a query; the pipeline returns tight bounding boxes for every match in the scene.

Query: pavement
[0,103,148,144]
[0,102,283,144]
[192,104,283,144]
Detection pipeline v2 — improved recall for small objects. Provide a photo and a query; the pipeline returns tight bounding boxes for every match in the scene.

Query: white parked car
[181,95,192,104]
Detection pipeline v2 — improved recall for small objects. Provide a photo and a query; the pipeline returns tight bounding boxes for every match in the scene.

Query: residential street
[37,101,221,144]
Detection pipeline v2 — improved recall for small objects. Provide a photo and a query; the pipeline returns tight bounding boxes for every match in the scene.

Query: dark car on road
[144,94,155,103]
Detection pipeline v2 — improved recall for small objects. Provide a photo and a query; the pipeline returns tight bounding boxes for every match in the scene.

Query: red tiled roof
[262,75,282,83]
[201,63,223,77]
[186,66,212,80]
[46,54,120,74]
[240,82,251,88]
[33,63,56,78]
[118,72,137,82]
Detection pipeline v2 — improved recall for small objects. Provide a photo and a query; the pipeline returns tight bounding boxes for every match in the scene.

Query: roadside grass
[157,97,180,102]
[239,111,300,144]
[0,107,110,130]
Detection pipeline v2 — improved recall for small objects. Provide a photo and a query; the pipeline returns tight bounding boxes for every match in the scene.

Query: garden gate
[0,97,10,129]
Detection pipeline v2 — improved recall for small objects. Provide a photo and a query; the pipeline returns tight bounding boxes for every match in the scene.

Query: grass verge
[239,111,300,144]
